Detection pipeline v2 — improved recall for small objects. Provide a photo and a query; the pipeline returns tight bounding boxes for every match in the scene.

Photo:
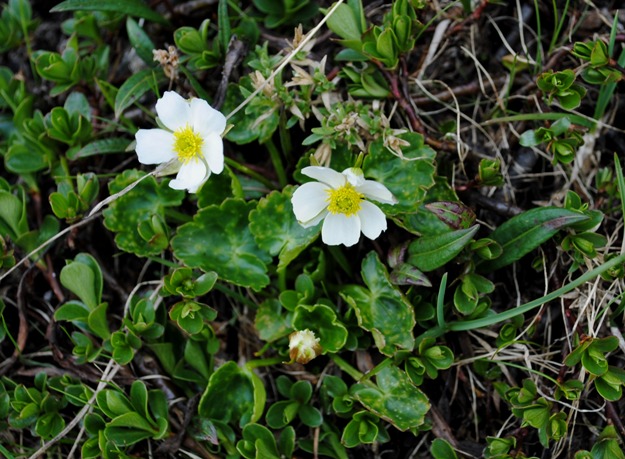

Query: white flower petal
[301,166,345,189]
[156,91,191,131]
[169,160,208,192]
[190,97,227,137]
[342,167,365,187]
[292,182,330,225]
[357,201,387,240]
[135,129,176,164]
[356,180,397,204]
[322,212,361,247]
[300,209,328,229]
[202,132,224,174]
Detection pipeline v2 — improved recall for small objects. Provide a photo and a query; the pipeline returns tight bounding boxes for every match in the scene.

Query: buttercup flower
[135,91,226,193]
[291,166,396,247]
[289,329,322,364]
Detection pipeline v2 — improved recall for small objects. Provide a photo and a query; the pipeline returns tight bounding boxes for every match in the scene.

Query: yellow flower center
[327,183,363,216]
[173,125,203,163]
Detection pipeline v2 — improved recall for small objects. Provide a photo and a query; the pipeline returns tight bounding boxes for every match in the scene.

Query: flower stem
[224,157,275,190]
[329,354,378,388]
[246,356,285,369]
[264,138,288,188]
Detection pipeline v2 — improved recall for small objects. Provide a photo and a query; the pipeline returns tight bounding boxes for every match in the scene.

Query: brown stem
[606,402,625,438]
[378,63,425,134]
[42,253,65,302]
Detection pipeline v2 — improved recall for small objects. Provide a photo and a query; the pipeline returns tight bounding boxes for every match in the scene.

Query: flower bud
[289,329,322,364]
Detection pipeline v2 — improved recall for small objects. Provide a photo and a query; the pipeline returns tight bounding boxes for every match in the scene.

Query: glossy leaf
[341,251,415,356]
[408,225,479,272]
[59,253,102,310]
[479,207,589,272]
[364,135,436,214]
[198,361,266,427]
[249,186,318,271]
[237,423,280,459]
[425,201,476,230]
[292,304,348,353]
[172,199,271,290]
[431,438,458,459]
[352,366,429,431]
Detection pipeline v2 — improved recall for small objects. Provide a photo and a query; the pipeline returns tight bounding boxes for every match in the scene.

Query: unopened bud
[289,329,322,364]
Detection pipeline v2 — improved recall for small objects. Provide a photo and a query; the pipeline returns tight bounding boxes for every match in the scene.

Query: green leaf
[431,438,458,459]
[408,225,479,272]
[0,190,28,240]
[389,263,431,287]
[5,143,48,174]
[341,252,415,356]
[54,300,89,323]
[172,199,271,291]
[479,207,589,272]
[198,361,266,427]
[102,169,184,257]
[87,303,110,339]
[249,186,318,272]
[217,0,230,55]
[292,304,348,353]
[50,0,167,24]
[70,137,132,160]
[425,201,476,230]
[325,3,364,41]
[353,366,430,431]
[114,68,162,118]
[237,423,280,459]
[364,136,436,214]
[59,254,102,310]
[255,299,292,342]
[126,17,155,65]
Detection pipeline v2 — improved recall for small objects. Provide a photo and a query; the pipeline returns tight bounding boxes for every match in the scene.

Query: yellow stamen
[327,183,363,216]
[173,126,203,163]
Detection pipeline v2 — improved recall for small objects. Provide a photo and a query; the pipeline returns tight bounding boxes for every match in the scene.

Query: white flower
[291,166,397,247]
[289,329,322,364]
[135,91,226,193]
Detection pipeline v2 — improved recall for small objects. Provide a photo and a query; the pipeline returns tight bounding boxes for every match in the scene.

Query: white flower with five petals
[291,166,397,247]
[135,91,226,193]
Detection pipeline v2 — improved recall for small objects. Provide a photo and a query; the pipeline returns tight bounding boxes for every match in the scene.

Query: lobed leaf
[352,366,430,431]
[172,199,271,291]
[249,185,318,272]
[341,251,415,356]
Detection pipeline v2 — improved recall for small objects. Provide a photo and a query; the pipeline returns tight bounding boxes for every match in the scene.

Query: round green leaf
[199,361,266,427]
[292,304,348,353]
